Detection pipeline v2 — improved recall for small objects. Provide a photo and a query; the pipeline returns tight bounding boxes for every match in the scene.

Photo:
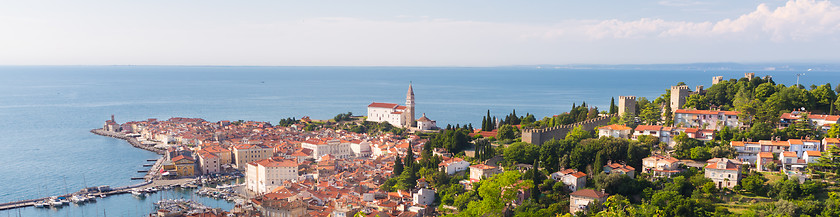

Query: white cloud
[580,0,840,41]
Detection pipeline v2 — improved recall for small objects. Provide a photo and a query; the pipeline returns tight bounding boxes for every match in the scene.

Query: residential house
[469,164,501,182]
[824,138,840,151]
[756,152,775,171]
[779,151,807,172]
[674,109,741,130]
[598,124,632,139]
[438,157,470,175]
[804,151,822,164]
[731,141,761,163]
[603,162,635,179]
[705,158,741,189]
[641,155,681,177]
[779,110,839,130]
[550,169,587,191]
[569,189,609,214]
[412,188,435,206]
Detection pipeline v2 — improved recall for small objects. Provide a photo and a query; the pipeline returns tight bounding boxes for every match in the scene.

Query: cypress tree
[481,116,487,131]
[393,155,404,178]
[572,103,576,109]
[404,148,415,169]
[531,160,541,199]
[492,116,497,130]
[609,97,617,114]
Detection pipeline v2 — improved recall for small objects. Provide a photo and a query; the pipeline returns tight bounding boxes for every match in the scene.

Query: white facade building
[416,113,437,130]
[704,158,741,189]
[300,139,352,160]
[246,158,299,194]
[674,109,741,130]
[366,84,416,128]
[598,124,632,139]
[438,157,470,175]
[413,188,435,206]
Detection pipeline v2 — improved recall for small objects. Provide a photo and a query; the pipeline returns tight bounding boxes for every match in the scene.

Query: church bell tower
[406,83,416,127]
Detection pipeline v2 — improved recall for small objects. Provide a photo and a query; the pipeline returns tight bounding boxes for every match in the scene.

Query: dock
[0,178,197,211]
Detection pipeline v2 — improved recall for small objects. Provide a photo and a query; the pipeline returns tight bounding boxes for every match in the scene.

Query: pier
[90,129,165,155]
[0,129,173,211]
[0,178,197,210]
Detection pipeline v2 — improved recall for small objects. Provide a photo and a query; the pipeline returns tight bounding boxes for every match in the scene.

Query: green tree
[828,124,840,138]
[456,171,533,217]
[565,125,592,143]
[496,124,516,141]
[504,142,539,164]
[684,94,710,110]
[609,97,617,114]
[393,155,404,178]
[690,146,712,160]
[738,172,768,195]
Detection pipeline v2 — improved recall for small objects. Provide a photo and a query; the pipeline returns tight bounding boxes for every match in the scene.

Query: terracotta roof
[171,155,194,162]
[252,158,298,168]
[570,189,609,199]
[805,151,821,157]
[825,138,840,144]
[705,158,740,171]
[470,164,497,170]
[782,151,797,157]
[605,163,634,172]
[758,152,774,158]
[599,124,631,131]
[571,171,587,178]
[417,113,432,122]
[368,102,400,108]
[634,125,662,131]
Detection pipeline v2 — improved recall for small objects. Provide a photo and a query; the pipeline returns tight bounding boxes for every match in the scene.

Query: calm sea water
[0,66,837,216]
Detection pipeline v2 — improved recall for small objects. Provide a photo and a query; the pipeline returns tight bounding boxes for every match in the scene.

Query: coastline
[0,129,167,210]
[90,129,165,155]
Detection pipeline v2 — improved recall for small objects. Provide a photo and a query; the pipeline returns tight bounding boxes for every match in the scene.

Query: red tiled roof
[599,124,631,131]
[805,151,821,157]
[368,102,400,108]
[470,164,497,170]
[570,189,609,199]
[782,151,797,157]
[758,152,774,158]
[635,125,662,131]
[571,171,587,178]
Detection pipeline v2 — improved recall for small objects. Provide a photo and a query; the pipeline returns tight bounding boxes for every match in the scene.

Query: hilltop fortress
[521,114,615,145]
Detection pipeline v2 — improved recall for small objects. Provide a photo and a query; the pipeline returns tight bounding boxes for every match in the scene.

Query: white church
[367,84,437,130]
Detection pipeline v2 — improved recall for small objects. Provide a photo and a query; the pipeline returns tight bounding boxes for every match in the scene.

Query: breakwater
[90,129,165,155]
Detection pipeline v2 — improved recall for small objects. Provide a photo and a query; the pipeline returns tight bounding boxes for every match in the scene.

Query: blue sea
[0,65,837,216]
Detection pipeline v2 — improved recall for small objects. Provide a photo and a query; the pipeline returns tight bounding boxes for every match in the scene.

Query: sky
[1,0,839,66]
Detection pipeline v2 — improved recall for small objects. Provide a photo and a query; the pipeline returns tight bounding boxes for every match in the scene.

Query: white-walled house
[438,157,470,175]
[550,169,587,192]
[705,158,741,189]
[413,188,435,206]
[598,124,632,139]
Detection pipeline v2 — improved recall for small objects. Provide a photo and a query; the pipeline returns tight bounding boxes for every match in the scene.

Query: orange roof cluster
[599,124,631,131]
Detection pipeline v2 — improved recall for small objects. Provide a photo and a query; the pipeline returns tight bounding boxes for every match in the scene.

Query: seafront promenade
[0,128,173,211]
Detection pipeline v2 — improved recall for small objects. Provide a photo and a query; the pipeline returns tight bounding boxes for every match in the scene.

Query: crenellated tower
[405,83,416,127]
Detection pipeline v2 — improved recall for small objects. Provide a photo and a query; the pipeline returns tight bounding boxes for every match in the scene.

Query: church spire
[405,83,415,127]
[407,82,414,99]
